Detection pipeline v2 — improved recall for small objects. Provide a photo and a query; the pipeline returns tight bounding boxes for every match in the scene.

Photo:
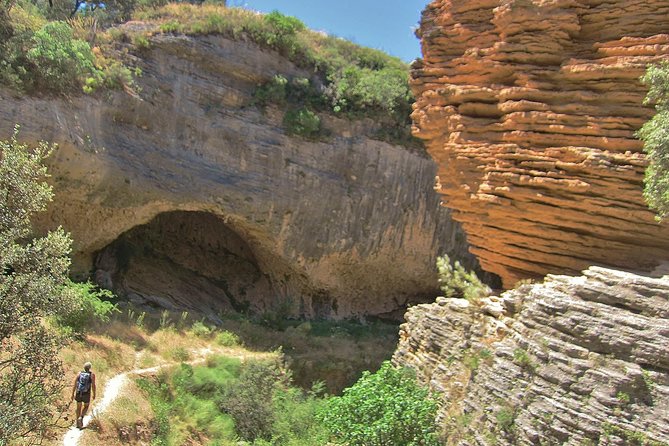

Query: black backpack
[77,371,92,393]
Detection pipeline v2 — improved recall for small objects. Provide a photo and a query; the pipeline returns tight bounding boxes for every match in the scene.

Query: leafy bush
[318,361,439,446]
[254,74,288,105]
[26,21,100,92]
[57,280,118,335]
[0,128,74,444]
[283,107,321,138]
[190,320,212,338]
[639,61,669,219]
[495,406,516,432]
[218,357,290,441]
[216,330,241,346]
[437,254,491,303]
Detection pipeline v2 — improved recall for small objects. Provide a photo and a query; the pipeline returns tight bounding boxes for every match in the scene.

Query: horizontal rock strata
[412,0,669,287]
[394,266,669,445]
[0,32,476,318]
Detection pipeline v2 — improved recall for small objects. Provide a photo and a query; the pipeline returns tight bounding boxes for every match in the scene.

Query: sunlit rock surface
[412,0,669,288]
[0,31,477,318]
[394,266,669,445]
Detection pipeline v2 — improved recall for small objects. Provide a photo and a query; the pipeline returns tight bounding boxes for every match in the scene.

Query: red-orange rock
[412,0,669,287]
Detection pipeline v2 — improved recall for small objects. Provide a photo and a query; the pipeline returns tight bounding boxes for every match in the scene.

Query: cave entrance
[93,211,274,317]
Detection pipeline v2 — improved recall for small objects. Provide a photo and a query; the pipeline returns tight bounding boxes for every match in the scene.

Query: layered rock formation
[394,267,669,445]
[412,0,669,288]
[0,31,476,318]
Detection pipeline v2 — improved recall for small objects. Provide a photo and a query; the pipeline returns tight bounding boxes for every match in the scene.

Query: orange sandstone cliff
[411,0,669,287]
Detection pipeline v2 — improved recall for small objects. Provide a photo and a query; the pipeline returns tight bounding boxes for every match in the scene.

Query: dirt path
[62,349,213,446]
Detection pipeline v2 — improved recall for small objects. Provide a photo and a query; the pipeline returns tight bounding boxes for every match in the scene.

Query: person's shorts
[75,391,91,404]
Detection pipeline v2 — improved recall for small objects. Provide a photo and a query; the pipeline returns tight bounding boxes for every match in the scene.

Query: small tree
[0,128,73,444]
[318,361,439,446]
[436,254,490,302]
[639,61,669,219]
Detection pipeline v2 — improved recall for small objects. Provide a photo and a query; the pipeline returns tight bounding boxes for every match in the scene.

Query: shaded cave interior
[93,210,307,320]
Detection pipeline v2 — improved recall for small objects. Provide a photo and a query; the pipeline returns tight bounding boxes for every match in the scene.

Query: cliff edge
[394,267,669,445]
[412,0,669,287]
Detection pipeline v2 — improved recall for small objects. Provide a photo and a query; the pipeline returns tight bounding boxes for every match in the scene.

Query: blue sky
[234,0,427,62]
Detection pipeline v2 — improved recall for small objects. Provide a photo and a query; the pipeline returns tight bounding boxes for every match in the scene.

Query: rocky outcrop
[412,0,669,288]
[394,267,669,445]
[0,31,477,318]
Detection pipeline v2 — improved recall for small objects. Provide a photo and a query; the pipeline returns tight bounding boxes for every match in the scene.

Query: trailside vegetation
[639,61,669,219]
[318,360,440,446]
[0,128,73,445]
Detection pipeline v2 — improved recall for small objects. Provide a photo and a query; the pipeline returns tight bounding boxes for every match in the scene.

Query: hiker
[71,362,96,429]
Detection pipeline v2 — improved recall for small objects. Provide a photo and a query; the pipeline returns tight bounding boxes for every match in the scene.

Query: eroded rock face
[412,0,669,288]
[394,267,669,445]
[0,32,477,318]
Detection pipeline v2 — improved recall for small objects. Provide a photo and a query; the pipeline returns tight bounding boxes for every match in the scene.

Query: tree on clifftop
[0,128,73,444]
[639,61,669,219]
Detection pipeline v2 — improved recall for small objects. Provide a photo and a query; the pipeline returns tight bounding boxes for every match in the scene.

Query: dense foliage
[57,280,118,336]
[639,61,669,219]
[0,0,138,94]
[318,361,440,446]
[138,355,328,445]
[436,254,491,303]
[0,129,73,444]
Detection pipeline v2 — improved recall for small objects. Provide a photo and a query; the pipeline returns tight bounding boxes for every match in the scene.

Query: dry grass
[79,379,156,446]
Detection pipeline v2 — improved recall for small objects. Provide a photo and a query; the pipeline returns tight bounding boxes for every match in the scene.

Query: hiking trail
[62,348,218,446]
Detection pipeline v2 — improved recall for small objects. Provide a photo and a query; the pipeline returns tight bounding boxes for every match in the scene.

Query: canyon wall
[394,267,669,445]
[0,31,476,318]
[412,0,669,287]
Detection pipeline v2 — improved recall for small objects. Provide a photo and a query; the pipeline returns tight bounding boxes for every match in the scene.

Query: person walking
[71,362,96,429]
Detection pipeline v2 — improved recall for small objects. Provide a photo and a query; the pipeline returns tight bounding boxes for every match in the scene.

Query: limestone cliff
[412,0,669,288]
[0,31,477,318]
[394,267,669,445]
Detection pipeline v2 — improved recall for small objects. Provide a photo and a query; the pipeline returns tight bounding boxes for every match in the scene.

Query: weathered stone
[394,267,669,445]
[0,32,479,318]
[412,0,669,288]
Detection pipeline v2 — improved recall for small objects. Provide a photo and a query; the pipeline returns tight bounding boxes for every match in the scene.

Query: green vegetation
[602,422,668,446]
[57,279,119,336]
[639,61,669,219]
[495,406,516,433]
[132,4,415,144]
[0,1,137,94]
[138,355,328,445]
[283,107,321,138]
[2,2,416,145]
[318,361,440,446]
[436,254,491,303]
[512,348,536,373]
[0,129,73,445]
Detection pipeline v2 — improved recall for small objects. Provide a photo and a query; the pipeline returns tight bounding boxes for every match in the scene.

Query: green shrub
[216,330,241,347]
[639,61,669,219]
[190,320,212,338]
[26,21,100,92]
[512,348,535,372]
[270,386,329,445]
[318,361,439,446]
[495,406,516,432]
[218,357,290,441]
[254,74,288,105]
[57,280,118,335]
[283,107,321,138]
[437,254,491,303]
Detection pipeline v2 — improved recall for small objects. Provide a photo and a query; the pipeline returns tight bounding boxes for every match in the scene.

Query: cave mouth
[93,211,275,317]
